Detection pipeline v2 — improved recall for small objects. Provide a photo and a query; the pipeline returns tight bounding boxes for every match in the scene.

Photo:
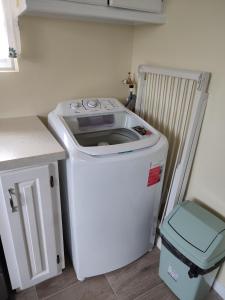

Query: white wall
[0,16,133,118]
[131,0,225,288]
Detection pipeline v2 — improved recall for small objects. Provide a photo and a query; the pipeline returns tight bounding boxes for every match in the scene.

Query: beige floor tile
[106,249,161,300]
[207,290,223,300]
[133,280,222,300]
[134,283,178,300]
[33,248,222,300]
[36,266,78,299]
[46,276,116,300]
[14,287,38,300]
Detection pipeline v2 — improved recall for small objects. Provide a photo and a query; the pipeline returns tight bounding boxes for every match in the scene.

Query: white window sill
[0,58,19,72]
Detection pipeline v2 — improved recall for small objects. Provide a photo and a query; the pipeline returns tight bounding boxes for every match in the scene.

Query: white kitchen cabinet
[109,0,163,13]
[0,116,65,291]
[0,163,64,290]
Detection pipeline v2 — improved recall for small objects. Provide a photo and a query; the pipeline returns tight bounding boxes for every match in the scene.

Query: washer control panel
[69,98,123,114]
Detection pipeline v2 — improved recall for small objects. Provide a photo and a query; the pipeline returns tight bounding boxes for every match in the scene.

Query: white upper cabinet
[64,0,108,5]
[21,0,166,24]
[109,0,163,13]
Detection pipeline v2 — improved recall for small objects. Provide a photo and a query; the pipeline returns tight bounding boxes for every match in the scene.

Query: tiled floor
[14,248,222,300]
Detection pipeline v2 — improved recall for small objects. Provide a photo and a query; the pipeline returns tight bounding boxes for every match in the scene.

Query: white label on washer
[168,265,179,281]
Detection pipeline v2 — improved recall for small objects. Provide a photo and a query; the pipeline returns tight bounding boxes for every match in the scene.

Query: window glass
[0,0,9,59]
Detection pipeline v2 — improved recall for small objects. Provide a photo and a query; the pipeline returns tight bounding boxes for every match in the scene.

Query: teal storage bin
[159,201,225,300]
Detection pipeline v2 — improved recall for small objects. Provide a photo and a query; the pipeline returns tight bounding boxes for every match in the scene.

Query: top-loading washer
[48,98,168,281]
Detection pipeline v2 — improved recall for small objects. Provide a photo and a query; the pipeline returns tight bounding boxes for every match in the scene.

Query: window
[0,0,20,72]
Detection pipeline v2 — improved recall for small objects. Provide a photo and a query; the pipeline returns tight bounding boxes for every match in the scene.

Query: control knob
[71,102,81,110]
[87,100,98,108]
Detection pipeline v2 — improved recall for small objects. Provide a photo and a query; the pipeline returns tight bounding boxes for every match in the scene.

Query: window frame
[0,0,20,72]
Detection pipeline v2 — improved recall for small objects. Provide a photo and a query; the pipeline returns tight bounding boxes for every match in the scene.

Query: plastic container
[159,201,225,300]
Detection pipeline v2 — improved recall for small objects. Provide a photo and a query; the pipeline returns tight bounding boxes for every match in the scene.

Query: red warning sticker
[145,130,152,136]
[147,166,161,187]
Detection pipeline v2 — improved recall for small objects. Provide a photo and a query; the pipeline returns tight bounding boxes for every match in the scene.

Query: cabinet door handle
[8,188,18,213]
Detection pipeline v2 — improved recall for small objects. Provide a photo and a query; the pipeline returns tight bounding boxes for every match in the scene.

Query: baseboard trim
[156,236,225,299]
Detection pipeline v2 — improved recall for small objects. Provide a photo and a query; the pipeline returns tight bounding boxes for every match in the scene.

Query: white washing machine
[48,98,168,281]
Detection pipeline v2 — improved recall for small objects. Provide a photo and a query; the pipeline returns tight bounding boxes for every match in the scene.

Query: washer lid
[75,128,140,147]
[59,100,163,155]
[73,129,160,155]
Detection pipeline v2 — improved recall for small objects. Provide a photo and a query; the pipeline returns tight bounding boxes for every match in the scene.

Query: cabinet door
[109,0,163,13]
[64,0,108,6]
[0,165,59,289]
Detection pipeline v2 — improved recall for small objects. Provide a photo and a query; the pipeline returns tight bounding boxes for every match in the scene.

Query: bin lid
[160,201,225,270]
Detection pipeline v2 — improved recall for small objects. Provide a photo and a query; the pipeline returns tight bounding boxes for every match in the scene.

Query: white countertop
[0,116,66,171]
